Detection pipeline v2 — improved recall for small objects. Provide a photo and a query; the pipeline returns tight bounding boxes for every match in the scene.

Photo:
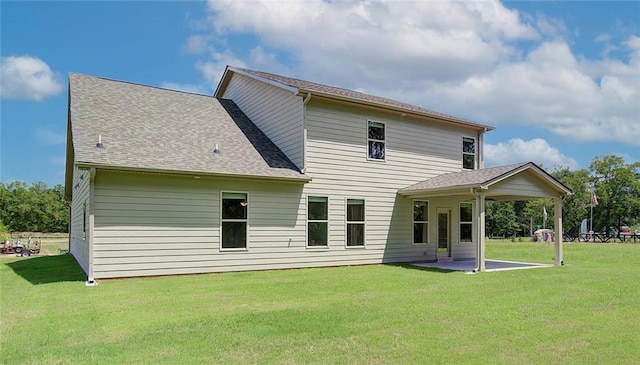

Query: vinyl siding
[69,166,90,274]
[489,171,560,198]
[222,73,304,169]
[303,99,481,263]
[92,171,308,278]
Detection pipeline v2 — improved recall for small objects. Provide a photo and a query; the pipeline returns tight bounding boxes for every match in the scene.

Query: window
[368,121,385,160]
[346,199,365,247]
[308,196,328,247]
[413,200,428,244]
[459,202,473,242]
[463,137,476,170]
[221,192,248,249]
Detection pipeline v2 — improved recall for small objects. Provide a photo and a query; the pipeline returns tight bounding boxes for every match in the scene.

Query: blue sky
[1,0,638,187]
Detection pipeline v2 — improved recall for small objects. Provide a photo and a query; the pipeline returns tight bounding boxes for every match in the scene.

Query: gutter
[74,162,312,183]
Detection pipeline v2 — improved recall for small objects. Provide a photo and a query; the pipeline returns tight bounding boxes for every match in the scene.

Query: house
[65,66,571,282]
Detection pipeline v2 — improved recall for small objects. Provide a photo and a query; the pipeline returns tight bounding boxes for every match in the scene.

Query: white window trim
[412,200,429,245]
[459,202,474,243]
[306,195,329,249]
[345,198,366,248]
[367,119,387,162]
[462,136,477,170]
[220,191,249,252]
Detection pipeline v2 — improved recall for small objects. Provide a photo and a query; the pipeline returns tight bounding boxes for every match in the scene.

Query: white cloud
[187,0,638,148]
[183,35,212,54]
[485,138,578,170]
[34,127,66,145]
[0,56,62,101]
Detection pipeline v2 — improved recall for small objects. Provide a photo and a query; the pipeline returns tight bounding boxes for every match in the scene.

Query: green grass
[1,242,639,364]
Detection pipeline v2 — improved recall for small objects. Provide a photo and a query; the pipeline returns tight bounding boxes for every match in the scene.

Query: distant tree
[552,167,591,233]
[486,201,520,237]
[0,181,69,233]
[590,155,640,233]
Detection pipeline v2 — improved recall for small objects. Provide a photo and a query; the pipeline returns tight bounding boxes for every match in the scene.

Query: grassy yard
[1,242,639,364]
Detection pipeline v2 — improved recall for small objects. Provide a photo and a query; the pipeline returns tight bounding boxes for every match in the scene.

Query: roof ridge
[231,66,493,129]
[69,72,212,98]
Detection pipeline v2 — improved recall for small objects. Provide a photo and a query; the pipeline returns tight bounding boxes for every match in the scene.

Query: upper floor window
[463,137,476,170]
[346,199,365,247]
[368,121,385,160]
[221,192,248,250]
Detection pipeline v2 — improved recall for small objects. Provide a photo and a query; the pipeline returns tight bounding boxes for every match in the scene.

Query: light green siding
[92,171,307,278]
[303,100,482,262]
[222,73,304,169]
[69,167,90,274]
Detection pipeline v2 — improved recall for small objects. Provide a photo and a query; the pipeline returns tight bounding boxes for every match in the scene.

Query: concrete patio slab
[413,259,554,273]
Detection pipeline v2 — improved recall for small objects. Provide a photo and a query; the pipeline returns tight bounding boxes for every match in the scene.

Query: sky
[1,0,638,187]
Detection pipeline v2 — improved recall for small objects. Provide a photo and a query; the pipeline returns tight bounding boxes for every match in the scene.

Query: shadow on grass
[387,263,457,274]
[5,254,86,285]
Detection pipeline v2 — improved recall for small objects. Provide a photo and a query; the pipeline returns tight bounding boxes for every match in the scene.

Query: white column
[475,193,486,272]
[554,197,564,267]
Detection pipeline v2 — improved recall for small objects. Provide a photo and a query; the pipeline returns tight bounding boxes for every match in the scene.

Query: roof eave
[398,183,483,197]
[301,90,494,131]
[215,66,299,98]
[74,162,312,183]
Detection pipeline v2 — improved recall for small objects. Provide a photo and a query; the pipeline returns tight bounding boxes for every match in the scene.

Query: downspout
[477,128,486,169]
[301,92,312,174]
[86,168,97,286]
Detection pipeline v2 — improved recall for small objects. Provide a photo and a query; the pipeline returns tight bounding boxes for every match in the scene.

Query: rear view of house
[65,66,571,281]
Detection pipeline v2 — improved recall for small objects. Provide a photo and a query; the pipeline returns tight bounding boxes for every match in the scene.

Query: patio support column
[475,192,486,272]
[554,196,564,267]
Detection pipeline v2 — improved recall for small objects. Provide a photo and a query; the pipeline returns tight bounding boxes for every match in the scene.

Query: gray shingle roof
[68,73,307,182]
[229,67,493,131]
[399,162,533,193]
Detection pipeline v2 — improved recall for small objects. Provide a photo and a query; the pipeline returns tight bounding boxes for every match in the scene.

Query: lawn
[1,242,639,364]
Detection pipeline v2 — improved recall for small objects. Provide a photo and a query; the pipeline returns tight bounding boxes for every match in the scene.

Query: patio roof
[398,162,572,199]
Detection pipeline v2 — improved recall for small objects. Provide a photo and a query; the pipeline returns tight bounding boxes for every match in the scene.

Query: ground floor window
[346,199,365,246]
[221,192,248,249]
[460,202,473,242]
[308,196,328,247]
[413,200,429,244]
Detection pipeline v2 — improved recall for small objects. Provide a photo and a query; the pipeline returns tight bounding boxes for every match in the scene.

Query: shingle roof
[67,73,307,183]
[399,162,534,193]
[227,67,493,131]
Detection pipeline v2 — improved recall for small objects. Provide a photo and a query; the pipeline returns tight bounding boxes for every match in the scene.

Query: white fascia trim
[227,66,299,95]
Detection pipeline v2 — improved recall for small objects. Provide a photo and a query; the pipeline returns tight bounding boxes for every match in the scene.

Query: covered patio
[399,162,573,272]
[413,259,554,273]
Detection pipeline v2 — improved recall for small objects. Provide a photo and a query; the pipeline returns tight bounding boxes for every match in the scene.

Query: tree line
[486,155,640,237]
[0,181,69,235]
[0,154,638,237]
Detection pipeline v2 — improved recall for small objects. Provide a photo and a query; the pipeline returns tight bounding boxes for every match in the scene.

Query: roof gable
[399,162,572,198]
[65,73,307,197]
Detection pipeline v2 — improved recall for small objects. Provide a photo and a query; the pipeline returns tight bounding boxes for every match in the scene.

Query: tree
[552,167,591,233]
[590,155,640,233]
[486,201,520,237]
[0,181,69,233]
